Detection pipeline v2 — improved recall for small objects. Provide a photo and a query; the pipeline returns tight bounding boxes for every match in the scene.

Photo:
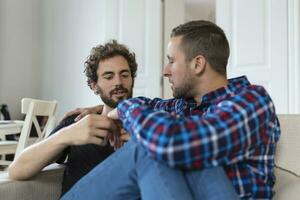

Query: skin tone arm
[8,114,117,180]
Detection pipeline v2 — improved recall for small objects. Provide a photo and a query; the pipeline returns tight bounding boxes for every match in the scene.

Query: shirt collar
[200,76,250,105]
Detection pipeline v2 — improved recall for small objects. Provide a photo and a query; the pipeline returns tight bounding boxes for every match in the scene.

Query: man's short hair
[84,40,137,89]
[171,20,230,75]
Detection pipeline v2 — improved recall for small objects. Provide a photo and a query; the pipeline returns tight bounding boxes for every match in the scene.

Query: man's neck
[194,74,228,105]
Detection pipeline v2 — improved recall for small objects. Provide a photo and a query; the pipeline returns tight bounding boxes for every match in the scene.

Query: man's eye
[169,60,174,64]
[122,74,130,78]
[104,76,113,80]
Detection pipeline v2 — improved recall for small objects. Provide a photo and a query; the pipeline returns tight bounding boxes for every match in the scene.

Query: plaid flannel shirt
[117,76,280,199]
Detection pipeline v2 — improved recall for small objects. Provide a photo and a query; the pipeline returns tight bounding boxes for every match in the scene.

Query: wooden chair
[0,98,58,166]
[0,121,23,165]
[15,98,58,157]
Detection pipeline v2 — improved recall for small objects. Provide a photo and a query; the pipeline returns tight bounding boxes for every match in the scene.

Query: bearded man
[8,40,137,197]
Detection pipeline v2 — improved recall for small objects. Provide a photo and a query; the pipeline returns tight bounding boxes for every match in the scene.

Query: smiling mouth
[111,90,127,98]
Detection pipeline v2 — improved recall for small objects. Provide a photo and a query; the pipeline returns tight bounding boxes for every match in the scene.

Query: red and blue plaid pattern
[117,76,280,199]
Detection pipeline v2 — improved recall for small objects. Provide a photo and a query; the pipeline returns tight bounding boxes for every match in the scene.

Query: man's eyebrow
[120,69,130,74]
[101,69,130,76]
[101,71,114,76]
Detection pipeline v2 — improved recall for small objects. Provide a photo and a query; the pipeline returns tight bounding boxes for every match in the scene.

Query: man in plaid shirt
[62,20,280,200]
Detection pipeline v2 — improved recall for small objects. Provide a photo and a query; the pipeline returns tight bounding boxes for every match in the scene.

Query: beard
[172,71,195,99]
[173,83,194,99]
[96,85,133,108]
[173,84,193,99]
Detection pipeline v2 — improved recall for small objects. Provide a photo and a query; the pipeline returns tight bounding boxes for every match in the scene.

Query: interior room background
[0,0,299,120]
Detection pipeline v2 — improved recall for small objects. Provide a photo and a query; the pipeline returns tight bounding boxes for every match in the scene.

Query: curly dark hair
[171,20,230,76]
[84,40,138,89]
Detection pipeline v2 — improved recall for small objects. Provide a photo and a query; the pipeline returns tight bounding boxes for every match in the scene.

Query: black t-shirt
[49,114,115,196]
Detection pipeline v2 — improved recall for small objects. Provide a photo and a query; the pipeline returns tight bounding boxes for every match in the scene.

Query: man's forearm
[8,129,70,180]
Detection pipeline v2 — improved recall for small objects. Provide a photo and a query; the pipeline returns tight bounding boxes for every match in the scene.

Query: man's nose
[114,75,123,85]
[163,64,170,77]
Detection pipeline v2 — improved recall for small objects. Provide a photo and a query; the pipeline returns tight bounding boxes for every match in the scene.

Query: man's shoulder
[241,84,271,101]
[215,84,275,115]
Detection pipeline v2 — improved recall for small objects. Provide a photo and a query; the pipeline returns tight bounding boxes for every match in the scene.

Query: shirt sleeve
[117,87,279,169]
[48,114,78,164]
[118,96,186,112]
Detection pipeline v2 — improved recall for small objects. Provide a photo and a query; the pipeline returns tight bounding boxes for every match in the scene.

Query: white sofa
[273,114,300,199]
[0,164,64,200]
[0,115,299,200]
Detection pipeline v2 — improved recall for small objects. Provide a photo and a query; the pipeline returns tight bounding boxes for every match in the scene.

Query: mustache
[109,86,129,95]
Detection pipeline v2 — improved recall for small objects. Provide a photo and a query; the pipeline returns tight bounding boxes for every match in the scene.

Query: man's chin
[173,90,187,99]
[111,91,132,102]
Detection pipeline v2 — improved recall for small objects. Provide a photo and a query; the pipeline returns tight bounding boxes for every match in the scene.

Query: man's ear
[192,55,206,75]
[91,82,98,94]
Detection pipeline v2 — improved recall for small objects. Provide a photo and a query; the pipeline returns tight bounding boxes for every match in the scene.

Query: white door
[216,0,289,113]
[102,0,163,98]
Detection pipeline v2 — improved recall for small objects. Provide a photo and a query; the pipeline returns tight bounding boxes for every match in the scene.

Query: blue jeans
[61,140,239,200]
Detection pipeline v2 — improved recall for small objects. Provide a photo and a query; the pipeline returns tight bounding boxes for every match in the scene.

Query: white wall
[0,0,42,119]
[41,0,106,118]
[0,0,102,119]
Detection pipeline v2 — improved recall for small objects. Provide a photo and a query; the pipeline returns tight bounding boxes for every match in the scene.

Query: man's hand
[107,109,121,149]
[108,108,119,120]
[60,105,103,122]
[63,114,116,146]
[108,128,130,149]
[107,109,130,148]
[121,129,130,141]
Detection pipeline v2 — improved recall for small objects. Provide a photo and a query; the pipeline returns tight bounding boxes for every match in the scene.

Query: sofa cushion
[0,164,64,200]
[274,167,300,200]
[276,115,300,176]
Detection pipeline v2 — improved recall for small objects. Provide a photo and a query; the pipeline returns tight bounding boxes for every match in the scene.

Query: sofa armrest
[0,164,64,200]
